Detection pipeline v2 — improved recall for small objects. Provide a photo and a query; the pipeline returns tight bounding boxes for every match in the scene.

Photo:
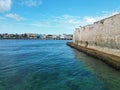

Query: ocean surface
[0,40,120,90]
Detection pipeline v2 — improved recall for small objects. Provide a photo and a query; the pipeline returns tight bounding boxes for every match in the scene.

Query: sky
[0,0,120,34]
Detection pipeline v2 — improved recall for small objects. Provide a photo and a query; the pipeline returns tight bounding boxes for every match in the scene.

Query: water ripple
[0,40,120,90]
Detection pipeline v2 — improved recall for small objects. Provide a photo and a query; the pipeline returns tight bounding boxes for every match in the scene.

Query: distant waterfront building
[0,33,73,40]
[46,35,53,39]
[64,34,73,40]
[42,34,47,39]
[59,34,65,39]
[52,35,58,39]
[37,34,43,39]
[59,34,73,40]
[26,33,38,39]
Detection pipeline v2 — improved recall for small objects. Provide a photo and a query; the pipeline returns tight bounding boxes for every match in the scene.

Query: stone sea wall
[73,14,120,57]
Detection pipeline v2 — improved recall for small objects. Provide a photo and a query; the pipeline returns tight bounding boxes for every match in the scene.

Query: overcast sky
[0,0,120,34]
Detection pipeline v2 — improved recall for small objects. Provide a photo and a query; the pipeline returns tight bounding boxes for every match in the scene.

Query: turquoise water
[0,40,120,90]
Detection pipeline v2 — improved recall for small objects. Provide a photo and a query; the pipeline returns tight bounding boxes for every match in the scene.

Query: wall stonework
[73,14,120,57]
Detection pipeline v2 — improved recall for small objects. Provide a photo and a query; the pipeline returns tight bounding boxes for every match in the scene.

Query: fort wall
[73,14,120,57]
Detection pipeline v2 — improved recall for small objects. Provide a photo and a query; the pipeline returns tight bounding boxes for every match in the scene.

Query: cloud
[83,11,120,24]
[30,11,120,33]
[54,15,81,25]
[5,13,24,21]
[102,11,120,15]
[0,17,7,22]
[84,17,96,23]
[31,15,82,32]
[31,22,51,27]
[53,11,120,27]
[0,17,7,20]
[18,0,42,7]
[0,0,12,12]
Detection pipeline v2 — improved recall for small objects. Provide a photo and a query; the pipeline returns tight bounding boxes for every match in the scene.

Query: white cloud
[19,0,42,7]
[84,17,96,23]
[102,11,120,16]
[0,17,7,22]
[30,11,120,33]
[83,11,120,24]
[31,22,51,27]
[0,0,12,12]
[31,15,82,33]
[54,15,81,25]
[5,13,23,21]
[0,17,7,20]
[54,11,120,27]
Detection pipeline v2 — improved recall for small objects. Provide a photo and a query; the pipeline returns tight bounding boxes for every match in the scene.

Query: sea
[0,40,120,90]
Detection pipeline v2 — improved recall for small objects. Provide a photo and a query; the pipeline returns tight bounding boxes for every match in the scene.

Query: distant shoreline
[0,39,72,40]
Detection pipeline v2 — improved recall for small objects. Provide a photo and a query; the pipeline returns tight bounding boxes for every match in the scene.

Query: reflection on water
[0,40,120,90]
[73,49,120,90]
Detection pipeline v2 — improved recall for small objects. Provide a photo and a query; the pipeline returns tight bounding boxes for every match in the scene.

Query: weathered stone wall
[73,14,120,57]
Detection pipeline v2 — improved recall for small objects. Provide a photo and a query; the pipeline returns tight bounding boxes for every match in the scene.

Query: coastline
[0,39,72,40]
[67,42,120,70]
